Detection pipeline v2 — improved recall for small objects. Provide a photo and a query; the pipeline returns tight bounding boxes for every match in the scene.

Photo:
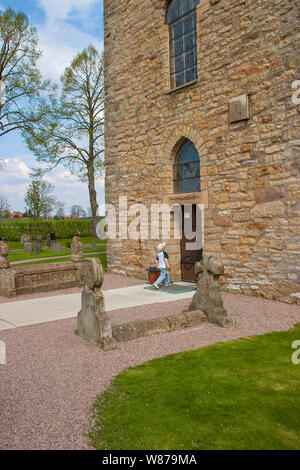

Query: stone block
[167,313,189,331]
[112,324,138,342]
[184,310,207,326]
[134,317,170,337]
[51,241,62,252]
[21,235,30,243]
[111,309,208,343]
[250,201,286,218]
[254,187,285,204]
[24,242,33,252]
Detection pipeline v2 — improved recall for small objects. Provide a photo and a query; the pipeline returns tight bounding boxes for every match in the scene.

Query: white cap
[157,242,166,252]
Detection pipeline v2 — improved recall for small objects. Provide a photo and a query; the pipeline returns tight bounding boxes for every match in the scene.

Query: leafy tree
[0,7,52,137]
[54,203,65,220]
[25,178,61,250]
[25,179,60,221]
[71,204,86,219]
[0,193,10,217]
[23,45,104,235]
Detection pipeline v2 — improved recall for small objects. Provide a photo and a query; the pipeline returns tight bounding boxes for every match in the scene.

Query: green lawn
[88,324,300,450]
[8,246,71,262]
[15,253,107,270]
[7,237,106,262]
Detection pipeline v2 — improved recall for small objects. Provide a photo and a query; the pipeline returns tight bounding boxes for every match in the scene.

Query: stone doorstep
[112,309,208,343]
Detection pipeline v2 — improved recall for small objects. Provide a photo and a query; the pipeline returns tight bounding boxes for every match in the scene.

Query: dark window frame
[173,139,201,194]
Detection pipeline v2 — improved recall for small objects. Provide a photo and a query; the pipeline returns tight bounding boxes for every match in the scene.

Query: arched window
[174,139,201,193]
[165,0,200,89]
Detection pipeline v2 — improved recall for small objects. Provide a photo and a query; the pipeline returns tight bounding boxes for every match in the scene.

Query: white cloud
[36,0,102,82]
[38,19,102,81]
[38,0,98,21]
[3,157,31,180]
[0,154,104,213]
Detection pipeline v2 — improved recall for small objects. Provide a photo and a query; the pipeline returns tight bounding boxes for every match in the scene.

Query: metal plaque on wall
[229,94,249,123]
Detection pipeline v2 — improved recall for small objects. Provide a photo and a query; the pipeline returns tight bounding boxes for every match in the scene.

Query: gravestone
[71,236,83,263]
[75,258,116,350]
[24,242,33,252]
[46,238,51,248]
[51,241,62,252]
[185,254,235,328]
[0,240,10,268]
[34,242,42,254]
[36,235,43,243]
[0,241,16,297]
[21,234,31,244]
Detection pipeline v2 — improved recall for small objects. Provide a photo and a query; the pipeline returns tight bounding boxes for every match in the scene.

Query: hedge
[0,219,93,242]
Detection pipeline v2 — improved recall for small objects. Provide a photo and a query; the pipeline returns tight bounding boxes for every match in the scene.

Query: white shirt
[157,251,167,269]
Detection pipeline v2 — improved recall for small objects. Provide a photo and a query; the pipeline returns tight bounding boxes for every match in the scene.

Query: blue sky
[0,0,104,215]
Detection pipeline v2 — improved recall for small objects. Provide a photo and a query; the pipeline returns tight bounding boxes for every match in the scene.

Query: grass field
[15,253,107,270]
[7,237,106,263]
[88,324,300,450]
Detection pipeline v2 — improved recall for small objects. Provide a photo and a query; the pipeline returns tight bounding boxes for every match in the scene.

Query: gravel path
[0,276,299,450]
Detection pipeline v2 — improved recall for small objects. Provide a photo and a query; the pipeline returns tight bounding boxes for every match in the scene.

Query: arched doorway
[173,138,203,281]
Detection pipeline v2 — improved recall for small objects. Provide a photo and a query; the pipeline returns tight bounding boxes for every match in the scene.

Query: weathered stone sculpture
[71,236,83,262]
[0,241,16,297]
[35,236,42,254]
[75,257,116,350]
[186,254,235,328]
[0,241,10,268]
[21,234,31,244]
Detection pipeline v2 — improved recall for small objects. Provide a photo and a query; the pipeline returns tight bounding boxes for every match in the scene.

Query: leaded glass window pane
[166,0,199,89]
[166,0,200,24]
[174,140,201,193]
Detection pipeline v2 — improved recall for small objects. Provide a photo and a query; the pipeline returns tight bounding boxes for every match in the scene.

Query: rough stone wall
[0,266,16,298]
[0,262,82,297]
[13,262,83,295]
[104,0,300,304]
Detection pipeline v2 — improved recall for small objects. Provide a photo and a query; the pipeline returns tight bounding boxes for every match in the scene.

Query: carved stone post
[0,241,16,298]
[75,257,116,350]
[71,236,83,263]
[186,254,235,328]
[71,236,84,286]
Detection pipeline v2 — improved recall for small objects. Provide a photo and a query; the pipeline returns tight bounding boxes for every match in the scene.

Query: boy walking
[153,242,171,289]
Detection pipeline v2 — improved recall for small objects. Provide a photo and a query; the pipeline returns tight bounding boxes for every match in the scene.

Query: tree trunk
[87,164,99,237]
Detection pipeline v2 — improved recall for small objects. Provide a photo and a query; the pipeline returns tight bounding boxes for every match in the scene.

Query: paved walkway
[0,274,299,450]
[0,282,195,331]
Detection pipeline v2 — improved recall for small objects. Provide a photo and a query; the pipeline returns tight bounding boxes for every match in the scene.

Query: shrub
[0,218,93,241]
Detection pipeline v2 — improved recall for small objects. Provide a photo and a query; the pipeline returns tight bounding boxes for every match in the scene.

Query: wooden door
[180,205,202,282]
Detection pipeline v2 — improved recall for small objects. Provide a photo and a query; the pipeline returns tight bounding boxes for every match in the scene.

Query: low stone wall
[12,261,82,296]
[112,309,208,343]
[0,238,84,298]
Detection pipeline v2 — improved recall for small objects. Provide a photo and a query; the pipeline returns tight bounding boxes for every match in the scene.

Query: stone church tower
[104,0,300,304]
